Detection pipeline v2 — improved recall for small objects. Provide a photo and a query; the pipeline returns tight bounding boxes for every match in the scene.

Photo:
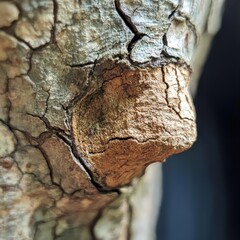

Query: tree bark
[0,0,224,239]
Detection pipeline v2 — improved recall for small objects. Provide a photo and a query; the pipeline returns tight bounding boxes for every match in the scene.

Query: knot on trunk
[72,61,196,189]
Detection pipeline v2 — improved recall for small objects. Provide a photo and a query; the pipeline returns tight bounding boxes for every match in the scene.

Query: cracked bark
[114,0,147,52]
[0,0,224,239]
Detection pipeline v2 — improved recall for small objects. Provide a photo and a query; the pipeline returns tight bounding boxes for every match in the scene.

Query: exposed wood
[72,62,196,188]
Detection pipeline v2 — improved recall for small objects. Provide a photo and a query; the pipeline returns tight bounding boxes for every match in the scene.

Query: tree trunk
[0,0,224,239]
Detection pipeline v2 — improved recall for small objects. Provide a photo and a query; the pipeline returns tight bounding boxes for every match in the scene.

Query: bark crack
[64,60,97,110]
[114,0,147,52]
[174,67,184,115]
[168,0,198,44]
[6,78,12,124]
[161,66,193,121]
[66,61,96,68]
[168,0,183,19]
[70,135,121,194]
[88,136,162,155]
[161,0,198,60]
[26,112,120,194]
[51,0,58,45]
[42,91,50,118]
[37,146,68,194]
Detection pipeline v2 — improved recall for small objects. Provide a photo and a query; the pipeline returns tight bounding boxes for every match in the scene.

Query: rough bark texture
[72,62,195,188]
[0,0,224,239]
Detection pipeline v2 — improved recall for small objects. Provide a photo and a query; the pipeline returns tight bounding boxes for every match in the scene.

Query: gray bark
[0,0,224,239]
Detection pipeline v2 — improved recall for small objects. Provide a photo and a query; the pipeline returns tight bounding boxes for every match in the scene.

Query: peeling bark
[0,0,224,239]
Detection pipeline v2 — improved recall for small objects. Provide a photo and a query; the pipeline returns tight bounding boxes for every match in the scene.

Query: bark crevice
[161,66,193,121]
[114,0,147,52]
[25,112,120,194]
[37,145,67,194]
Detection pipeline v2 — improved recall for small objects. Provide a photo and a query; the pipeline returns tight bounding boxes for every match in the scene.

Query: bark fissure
[52,0,58,45]
[88,136,161,155]
[12,33,33,50]
[13,27,53,51]
[161,0,198,61]
[168,1,198,44]
[66,62,95,68]
[63,134,120,194]
[74,149,121,193]
[42,91,50,118]
[114,0,147,52]
[162,33,168,46]
[174,67,184,116]
[168,0,182,19]
[37,146,67,195]
[5,78,12,124]
[161,66,193,122]
[160,49,182,64]
[64,61,97,111]
[25,112,120,194]
[26,113,70,138]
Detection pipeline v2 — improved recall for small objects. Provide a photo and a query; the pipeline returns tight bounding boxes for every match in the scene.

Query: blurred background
[157,0,240,239]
